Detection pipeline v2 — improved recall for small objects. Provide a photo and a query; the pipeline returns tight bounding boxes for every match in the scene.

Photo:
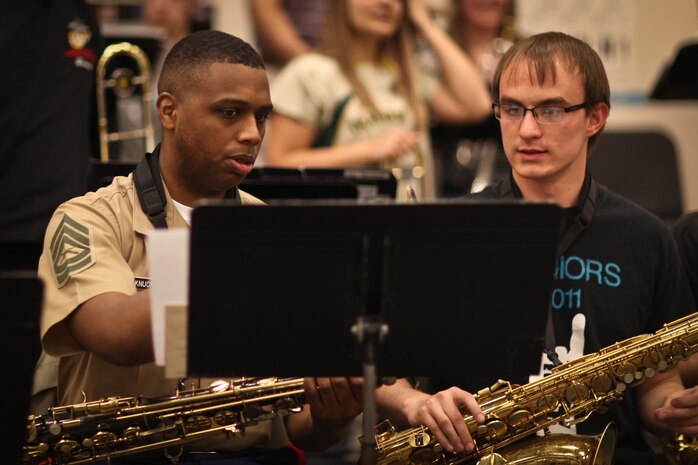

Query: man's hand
[285,376,363,452]
[368,128,421,164]
[401,386,485,453]
[655,385,698,435]
[304,377,363,430]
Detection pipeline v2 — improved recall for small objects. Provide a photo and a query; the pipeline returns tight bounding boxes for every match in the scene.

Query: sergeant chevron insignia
[50,214,95,287]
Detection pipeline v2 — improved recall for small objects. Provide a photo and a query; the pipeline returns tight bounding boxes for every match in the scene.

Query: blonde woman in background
[265,0,491,200]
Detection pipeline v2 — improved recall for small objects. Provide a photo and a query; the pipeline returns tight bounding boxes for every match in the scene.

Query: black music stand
[187,200,562,449]
[1,272,43,465]
[242,167,397,201]
[87,162,397,200]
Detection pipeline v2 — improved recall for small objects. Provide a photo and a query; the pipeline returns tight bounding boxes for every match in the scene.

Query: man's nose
[238,115,262,145]
[518,111,543,138]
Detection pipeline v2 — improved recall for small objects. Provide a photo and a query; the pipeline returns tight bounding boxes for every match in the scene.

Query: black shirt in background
[0,0,103,256]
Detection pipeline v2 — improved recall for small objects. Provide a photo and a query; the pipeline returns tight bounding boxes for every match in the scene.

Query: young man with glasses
[427,31,697,464]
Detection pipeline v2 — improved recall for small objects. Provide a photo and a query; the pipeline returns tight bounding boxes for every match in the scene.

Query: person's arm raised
[406,0,491,124]
[250,0,311,65]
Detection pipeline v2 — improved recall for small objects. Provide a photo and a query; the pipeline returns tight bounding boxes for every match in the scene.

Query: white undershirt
[172,199,193,225]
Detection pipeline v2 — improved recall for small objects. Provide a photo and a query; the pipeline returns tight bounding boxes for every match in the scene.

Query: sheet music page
[146,229,189,366]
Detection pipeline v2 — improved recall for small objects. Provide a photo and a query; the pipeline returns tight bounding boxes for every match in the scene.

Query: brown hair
[317,0,427,128]
[492,31,610,152]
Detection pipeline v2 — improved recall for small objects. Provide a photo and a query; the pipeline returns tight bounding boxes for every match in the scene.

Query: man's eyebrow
[214,98,247,106]
[499,96,569,106]
[214,98,274,111]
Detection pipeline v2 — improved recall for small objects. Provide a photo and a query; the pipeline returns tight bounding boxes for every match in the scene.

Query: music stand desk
[187,200,562,447]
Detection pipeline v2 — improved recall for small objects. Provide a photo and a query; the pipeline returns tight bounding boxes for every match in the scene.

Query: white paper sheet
[146,229,189,366]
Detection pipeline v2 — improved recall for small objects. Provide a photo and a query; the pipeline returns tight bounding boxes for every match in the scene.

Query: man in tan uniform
[35,29,488,464]
[36,30,370,464]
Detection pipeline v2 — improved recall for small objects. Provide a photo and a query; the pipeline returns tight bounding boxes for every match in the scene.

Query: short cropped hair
[158,30,265,95]
[492,31,611,152]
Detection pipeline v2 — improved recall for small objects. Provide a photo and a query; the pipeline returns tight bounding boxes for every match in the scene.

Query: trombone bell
[96,42,155,162]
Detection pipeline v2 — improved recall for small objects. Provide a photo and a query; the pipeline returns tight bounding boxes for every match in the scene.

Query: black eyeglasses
[492,102,587,124]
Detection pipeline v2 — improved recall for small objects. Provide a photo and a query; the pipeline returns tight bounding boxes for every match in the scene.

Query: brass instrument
[383,146,427,201]
[664,433,698,465]
[24,377,304,465]
[373,312,698,465]
[96,42,155,162]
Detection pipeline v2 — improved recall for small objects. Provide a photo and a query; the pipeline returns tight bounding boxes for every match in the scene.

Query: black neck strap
[501,172,598,366]
[133,145,168,229]
[132,144,241,229]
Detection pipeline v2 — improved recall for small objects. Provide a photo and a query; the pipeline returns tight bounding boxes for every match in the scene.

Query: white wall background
[516,0,697,99]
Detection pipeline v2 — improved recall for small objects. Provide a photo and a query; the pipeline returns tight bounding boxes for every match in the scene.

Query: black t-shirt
[432,175,695,465]
[0,0,103,245]
[672,211,698,303]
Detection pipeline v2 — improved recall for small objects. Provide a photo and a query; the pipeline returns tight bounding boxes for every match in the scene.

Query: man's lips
[225,154,255,175]
[517,148,546,157]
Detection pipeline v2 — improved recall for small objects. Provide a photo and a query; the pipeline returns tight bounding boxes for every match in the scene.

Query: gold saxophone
[663,433,698,465]
[373,312,698,465]
[24,377,305,465]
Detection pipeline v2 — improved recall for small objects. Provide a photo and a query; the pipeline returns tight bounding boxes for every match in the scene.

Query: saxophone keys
[83,429,119,451]
[670,341,689,360]
[475,452,508,465]
[54,436,81,456]
[49,422,62,435]
[214,410,239,426]
[407,430,431,448]
[481,419,508,441]
[589,373,614,394]
[184,415,212,432]
[508,409,533,431]
[564,382,591,405]
[209,379,231,392]
[616,361,639,384]
[536,393,560,414]
[643,349,666,370]
[123,425,144,445]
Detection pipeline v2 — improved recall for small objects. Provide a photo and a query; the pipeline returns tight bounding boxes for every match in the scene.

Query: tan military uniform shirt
[37,173,271,451]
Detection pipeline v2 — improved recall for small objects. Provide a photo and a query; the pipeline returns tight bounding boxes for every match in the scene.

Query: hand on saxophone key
[402,386,485,453]
[287,377,364,452]
[304,377,364,429]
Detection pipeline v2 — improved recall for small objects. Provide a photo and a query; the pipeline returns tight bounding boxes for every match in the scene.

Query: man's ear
[157,92,177,130]
[587,102,609,138]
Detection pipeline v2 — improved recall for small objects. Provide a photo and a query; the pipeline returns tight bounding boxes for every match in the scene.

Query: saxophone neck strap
[132,144,242,230]
[134,145,168,229]
[501,172,598,366]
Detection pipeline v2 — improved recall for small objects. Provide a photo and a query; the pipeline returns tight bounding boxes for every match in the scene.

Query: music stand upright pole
[351,315,389,449]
